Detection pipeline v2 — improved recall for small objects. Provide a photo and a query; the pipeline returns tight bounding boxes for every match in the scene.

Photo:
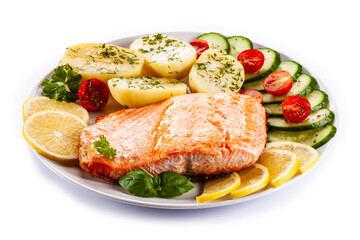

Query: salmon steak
[78,93,267,182]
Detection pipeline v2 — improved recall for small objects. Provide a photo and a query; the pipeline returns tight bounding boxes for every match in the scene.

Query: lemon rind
[22,96,89,123]
[265,141,319,174]
[231,164,270,199]
[196,172,241,204]
[22,110,87,162]
[260,149,300,188]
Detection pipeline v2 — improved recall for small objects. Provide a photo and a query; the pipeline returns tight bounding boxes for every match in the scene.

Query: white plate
[29,32,338,209]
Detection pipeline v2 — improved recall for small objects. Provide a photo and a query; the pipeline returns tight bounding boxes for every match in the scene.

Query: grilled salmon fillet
[79,93,267,182]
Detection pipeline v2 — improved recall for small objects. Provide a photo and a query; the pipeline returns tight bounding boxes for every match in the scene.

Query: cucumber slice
[267,124,337,149]
[263,103,284,117]
[244,48,280,82]
[242,60,303,91]
[264,89,329,116]
[241,77,266,91]
[308,89,329,112]
[227,36,253,58]
[276,60,303,79]
[267,108,334,131]
[262,73,317,104]
[197,32,230,53]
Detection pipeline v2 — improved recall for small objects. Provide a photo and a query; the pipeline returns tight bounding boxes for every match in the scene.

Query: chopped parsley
[111,76,183,90]
[137,34,187,65]
[89,44,140,66]
[195,52,244,92]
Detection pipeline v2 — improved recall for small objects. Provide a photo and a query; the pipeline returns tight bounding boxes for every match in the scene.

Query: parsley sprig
[90,135,117,160]
[41,64,82,102]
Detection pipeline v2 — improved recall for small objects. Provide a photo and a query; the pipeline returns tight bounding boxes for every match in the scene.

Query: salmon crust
[79,93,267,182]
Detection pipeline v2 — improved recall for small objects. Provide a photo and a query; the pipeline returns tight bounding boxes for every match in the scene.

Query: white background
[2,0,359,239]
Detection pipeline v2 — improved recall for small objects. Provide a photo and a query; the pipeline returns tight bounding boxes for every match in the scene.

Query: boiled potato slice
[130,34,196,79]
[189,49,245,93]
[108,76,187,108]
[59,43,144,82]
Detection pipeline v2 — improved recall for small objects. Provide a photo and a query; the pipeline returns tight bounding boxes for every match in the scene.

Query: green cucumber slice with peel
[197,32,230,53]
[276,60,302,80]
[264,89,329,116]
[262,73,317,104]
[242,60,303,91]
[267,124,337,149]
[227,36,253,58]
[244,48,280,82]
[267,108,334,131]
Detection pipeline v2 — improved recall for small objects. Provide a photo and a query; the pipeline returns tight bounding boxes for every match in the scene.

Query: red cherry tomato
[237,49,265,73]
[263,70,293,96]
[190,39,209,58]
[282,95,311,122]
[78,78,110,111]
[238,89,263,104]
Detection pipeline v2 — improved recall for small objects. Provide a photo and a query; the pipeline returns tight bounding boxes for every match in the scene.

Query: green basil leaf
[154,171,194,198]
[118,170,157,197]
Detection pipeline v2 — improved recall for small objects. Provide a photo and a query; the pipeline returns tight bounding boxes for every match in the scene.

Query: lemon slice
[22,96,89,123]
[258,149,299,188]
[22,110,87,162]
[196,172,240,203]
[231,163,270,199]
[265,141,319,174]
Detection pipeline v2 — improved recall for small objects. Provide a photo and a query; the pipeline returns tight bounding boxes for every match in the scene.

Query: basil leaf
[118,170,157,197]
[154,171,194,198]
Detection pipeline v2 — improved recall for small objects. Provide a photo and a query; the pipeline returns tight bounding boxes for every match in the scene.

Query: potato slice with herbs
[189,49,245,93]
[130,34,196,79]
[108,76,187,108]
[59,43,144,82]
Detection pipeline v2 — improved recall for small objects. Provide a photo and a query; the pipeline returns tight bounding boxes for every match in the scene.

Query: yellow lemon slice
[22,96,89,123]
[231,163,270,199]
[22,110,87,162]
[265,141,319,174]
[258,149,299,188]
[196,172,240,203]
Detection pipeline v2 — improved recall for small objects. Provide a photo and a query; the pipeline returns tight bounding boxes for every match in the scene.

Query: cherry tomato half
[237,49,265,73]
[263,70,293,96]
[282,95,311,122]
[238,89,263,104]
[190,39,209,58]
[78,78,110,111]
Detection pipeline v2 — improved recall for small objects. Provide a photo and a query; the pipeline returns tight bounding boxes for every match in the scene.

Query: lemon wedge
[258,149,299,188]
[196,172,240,203]
[231,163,270,198]
[22,96,89,123]
[22,110,87,162]
[265,141,319,174]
